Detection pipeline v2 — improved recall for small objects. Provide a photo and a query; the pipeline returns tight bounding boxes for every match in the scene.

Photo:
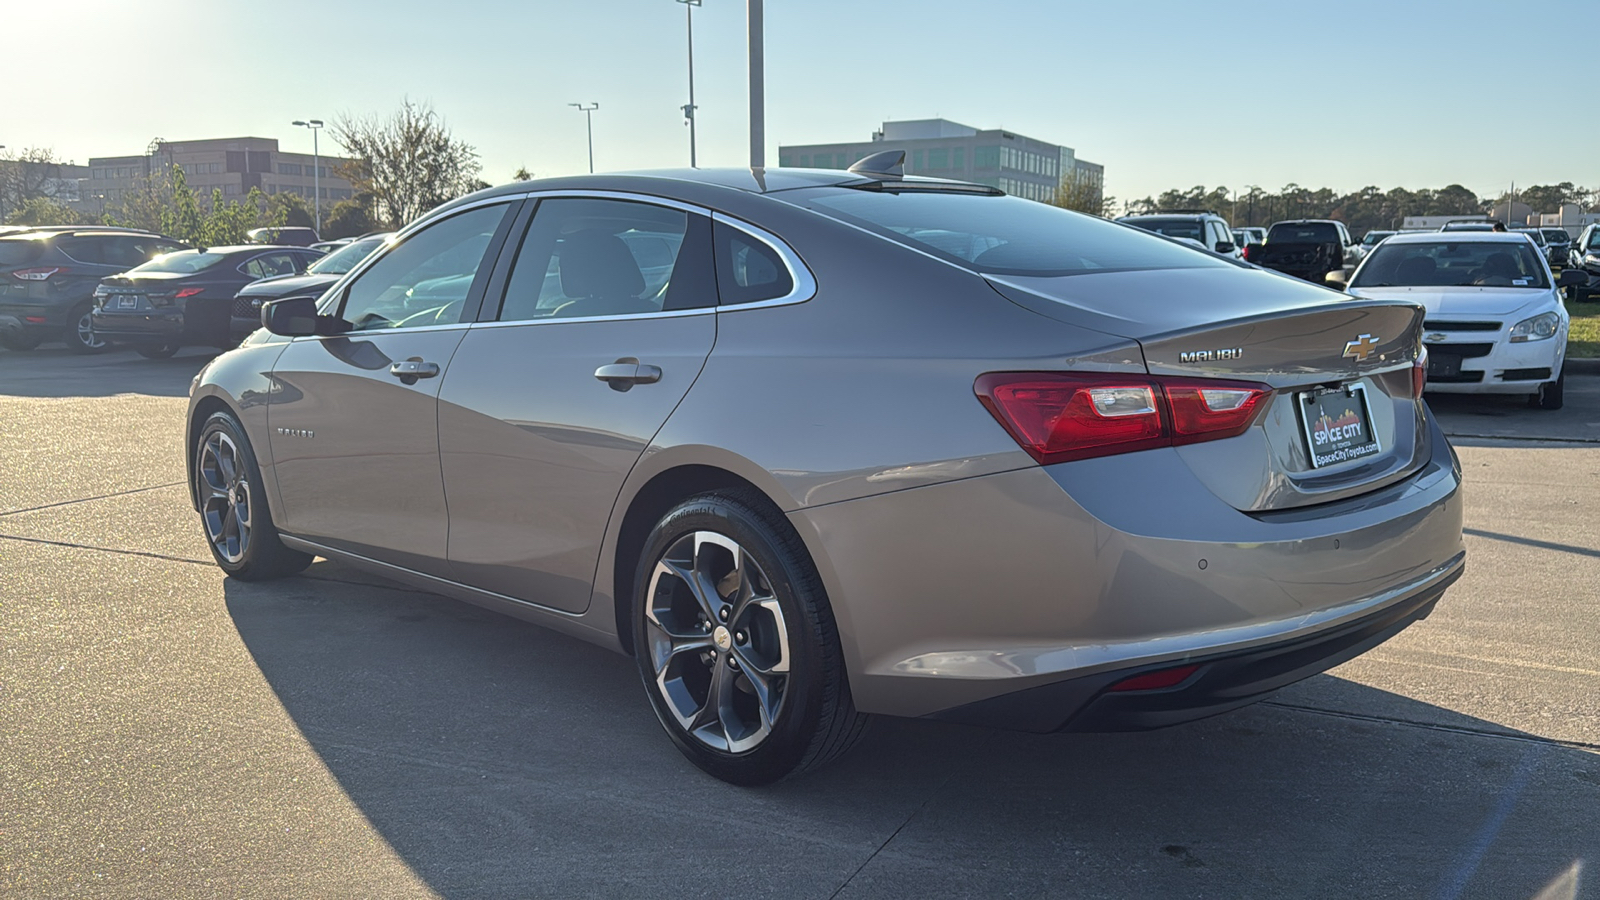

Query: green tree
[512,166,533,182]
[1051,167,1113,216]
[3,196,89,227]
[322,197,376,240]
[268,192,317,229]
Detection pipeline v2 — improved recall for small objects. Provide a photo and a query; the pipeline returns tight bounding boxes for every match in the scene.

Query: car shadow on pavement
[223,561,1598,900]
[0,346,215,398]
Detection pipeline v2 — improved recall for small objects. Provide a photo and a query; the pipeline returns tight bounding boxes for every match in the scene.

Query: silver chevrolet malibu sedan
[186,161,1464,784]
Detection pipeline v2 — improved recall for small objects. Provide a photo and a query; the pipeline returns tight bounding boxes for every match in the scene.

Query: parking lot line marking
[1463,528,1600,562]
[0,480,185,518]
[1260,701,1600,753]
[0,532,209,566]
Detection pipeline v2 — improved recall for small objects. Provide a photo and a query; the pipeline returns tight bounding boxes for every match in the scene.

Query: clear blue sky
[7,0,1595,204]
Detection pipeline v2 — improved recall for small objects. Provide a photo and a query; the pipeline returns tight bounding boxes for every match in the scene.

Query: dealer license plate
[1298,384,1381,468]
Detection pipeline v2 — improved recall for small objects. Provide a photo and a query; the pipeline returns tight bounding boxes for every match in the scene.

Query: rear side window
[56,236,115,264]
[0,239,43,266]
[713,220,792,305]
[797,189,1231,277]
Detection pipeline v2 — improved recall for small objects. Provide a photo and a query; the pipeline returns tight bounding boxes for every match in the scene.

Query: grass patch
[1569,300,1600,358]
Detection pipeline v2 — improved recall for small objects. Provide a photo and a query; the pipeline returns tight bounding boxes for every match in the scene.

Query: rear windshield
[1541,229,1570,243]
[1351,240,1550,289]
[1361,231,1394,245]
[1267,223,1339,244]
[1515,230,1546,245]
[128,251,230,274]
[1118,217,1205,241]
[307,236,387,275]
[794,190,1232,277]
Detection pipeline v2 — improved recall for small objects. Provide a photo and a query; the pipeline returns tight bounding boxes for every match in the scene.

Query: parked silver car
[187,163,1465,784]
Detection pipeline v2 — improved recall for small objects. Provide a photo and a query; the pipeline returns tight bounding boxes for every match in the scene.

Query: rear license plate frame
[1297,382,1381,469]
[116,294,138,309]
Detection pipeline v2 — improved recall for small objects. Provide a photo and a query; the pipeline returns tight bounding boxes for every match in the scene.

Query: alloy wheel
[75,310,106,351]
[198,431,252,564]
[644,530,791,753]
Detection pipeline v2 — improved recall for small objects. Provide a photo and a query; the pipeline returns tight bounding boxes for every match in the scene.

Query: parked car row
[0,224,390,356]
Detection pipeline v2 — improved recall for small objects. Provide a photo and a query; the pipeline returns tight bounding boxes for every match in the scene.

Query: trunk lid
[988,267,1429,512]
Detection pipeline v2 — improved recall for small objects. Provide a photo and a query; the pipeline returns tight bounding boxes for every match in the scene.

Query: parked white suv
[1116,212,1244,259]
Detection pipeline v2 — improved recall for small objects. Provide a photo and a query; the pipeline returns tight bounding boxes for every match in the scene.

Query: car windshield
[794,190,1232,277]
[1267,223,1340,243]
[1351,240,1550,289]
[128,251,228,274]
[1118,218,1205,241]
[1362,232,1393,245]
[306,237,387,275]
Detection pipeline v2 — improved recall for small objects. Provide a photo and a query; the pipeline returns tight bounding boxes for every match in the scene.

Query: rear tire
[1529,370,1565,411]
[194,411,313,580]
[66,302,110,354]
[137,345,181,359]
[633,490,869,785]
[0,329,42,351]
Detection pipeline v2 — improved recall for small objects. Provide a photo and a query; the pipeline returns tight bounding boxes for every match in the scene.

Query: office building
[778,118,1103,204]
[83,137,356,214]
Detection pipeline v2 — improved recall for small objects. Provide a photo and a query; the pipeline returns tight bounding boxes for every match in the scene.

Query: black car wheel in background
[0,229,188,352]
[92,245,322,353]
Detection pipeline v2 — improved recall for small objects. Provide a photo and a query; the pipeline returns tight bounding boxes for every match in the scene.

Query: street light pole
[569,103,600,173]
[677,0,702,167]
[291,119,324,232]
[748,0,764,168]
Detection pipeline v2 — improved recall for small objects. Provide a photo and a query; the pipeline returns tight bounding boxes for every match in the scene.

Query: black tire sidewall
[633,494,831,786]
[195,411,298,578]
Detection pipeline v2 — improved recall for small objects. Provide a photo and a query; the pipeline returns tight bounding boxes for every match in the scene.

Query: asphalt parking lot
[2,346,1597,900]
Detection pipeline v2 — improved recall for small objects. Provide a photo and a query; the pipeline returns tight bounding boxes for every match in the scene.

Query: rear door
[268,201,519,575]
[438,195,718,612]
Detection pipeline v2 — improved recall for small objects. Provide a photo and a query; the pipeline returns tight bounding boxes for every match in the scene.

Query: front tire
[1529,370,1565,410]
[66,302,110,354]
[633,490,869,785]
[194,411,312,580]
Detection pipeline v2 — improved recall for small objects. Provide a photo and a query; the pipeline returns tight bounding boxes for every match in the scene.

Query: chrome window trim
[287,321,474,342]
[469,307,716,331]
[709,211,817,310]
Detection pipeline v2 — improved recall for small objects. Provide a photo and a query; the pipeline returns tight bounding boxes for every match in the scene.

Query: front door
[268,202,516,575]
[438,196,719,612]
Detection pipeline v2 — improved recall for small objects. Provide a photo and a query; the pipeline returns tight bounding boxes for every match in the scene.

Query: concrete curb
[1567,357,1600,376]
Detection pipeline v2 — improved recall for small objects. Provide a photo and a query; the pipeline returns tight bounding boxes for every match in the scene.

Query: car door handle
[594,358,662,391]
[390,359,440,384]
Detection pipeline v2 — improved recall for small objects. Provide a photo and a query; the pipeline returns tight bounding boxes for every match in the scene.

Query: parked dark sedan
[227,234,391,343]
[92,245,321,357]
[0,229,188,352]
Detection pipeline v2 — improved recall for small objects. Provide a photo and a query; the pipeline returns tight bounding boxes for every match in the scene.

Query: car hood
[1347,286,1550,316]
[236,272,340,298]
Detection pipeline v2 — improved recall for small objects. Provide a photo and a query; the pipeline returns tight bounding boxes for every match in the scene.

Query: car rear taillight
[1412,346,1428,398]
[10,267,68,281]
[1241,244,1255,262]
[175,287,204,299]
[975,373,1272,465]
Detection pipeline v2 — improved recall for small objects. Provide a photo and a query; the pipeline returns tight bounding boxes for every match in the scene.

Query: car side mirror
[1558,268,1586,288]
[1323,270,1349,288]
[262,296,347,336]
[1214,241,1235,254]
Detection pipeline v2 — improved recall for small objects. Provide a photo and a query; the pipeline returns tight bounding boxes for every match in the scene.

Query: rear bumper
[0,298,76,333]
[91,299,232,347]
[928,554,1459,732]
[790,415,1464,724]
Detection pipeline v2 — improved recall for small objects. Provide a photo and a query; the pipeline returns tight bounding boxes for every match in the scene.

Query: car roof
[1380,231,1535,244]
[168,244,310,255]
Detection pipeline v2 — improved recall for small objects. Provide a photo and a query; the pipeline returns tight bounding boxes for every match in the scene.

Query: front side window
[497,197,713,322]
[1351,240,1550,289]
[338,204,508,331]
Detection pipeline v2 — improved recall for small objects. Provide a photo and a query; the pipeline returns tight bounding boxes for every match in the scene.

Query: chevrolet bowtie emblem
[1343,334,1380,362]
